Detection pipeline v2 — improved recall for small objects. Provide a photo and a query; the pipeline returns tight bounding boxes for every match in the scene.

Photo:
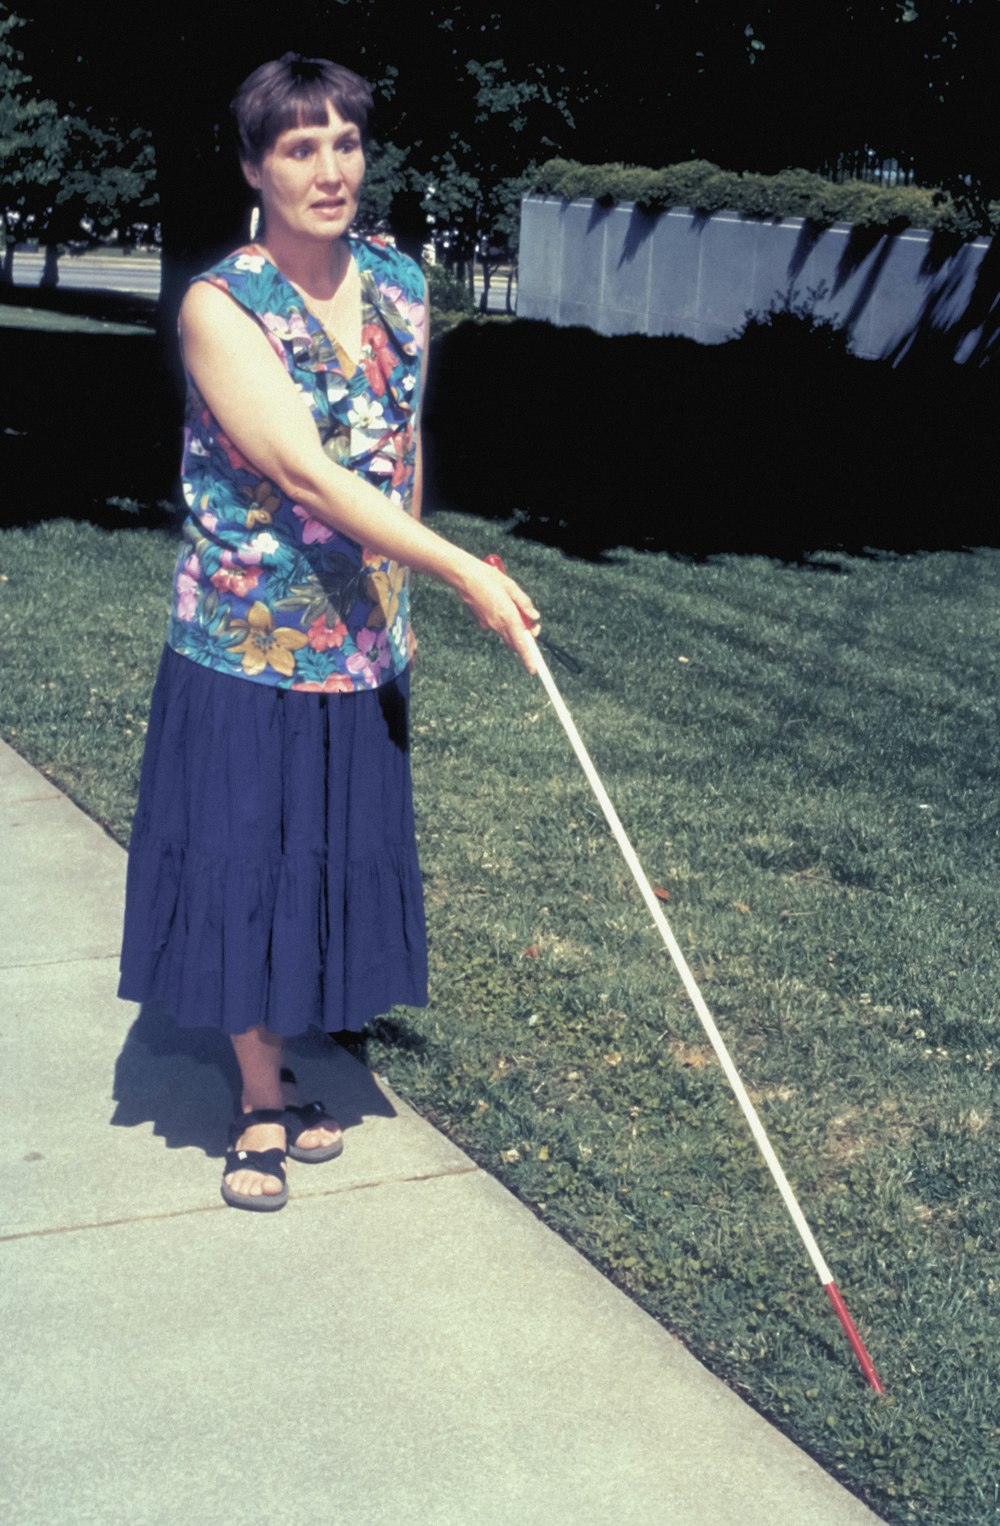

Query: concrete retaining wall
[517,196,997,363]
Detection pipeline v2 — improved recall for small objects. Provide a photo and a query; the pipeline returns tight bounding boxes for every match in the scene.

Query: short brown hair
[231,52,374,163]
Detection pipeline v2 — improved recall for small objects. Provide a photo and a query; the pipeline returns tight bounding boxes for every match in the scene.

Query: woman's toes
[297,1122,341,1151]
[226,1122,286,1198]
[226,1167,282,1196]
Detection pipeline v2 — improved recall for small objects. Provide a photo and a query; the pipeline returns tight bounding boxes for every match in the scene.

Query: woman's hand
[455,558,541,674]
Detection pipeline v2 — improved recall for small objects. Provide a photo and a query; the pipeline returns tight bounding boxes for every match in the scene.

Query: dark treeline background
[17,1,1000,321]
[3,1,998,556]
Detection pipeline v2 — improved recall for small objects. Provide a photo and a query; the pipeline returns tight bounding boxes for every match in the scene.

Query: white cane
[486,554,884,1394]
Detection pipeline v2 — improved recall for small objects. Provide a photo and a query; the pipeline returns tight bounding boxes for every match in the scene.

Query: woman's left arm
[407,282,430,665]
[411,279,431,523]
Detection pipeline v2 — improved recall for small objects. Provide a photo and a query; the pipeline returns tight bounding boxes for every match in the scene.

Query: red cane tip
[824,1282,885,1394]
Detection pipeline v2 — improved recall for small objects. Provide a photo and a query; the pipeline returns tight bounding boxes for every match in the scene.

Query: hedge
[530,158,1000,240]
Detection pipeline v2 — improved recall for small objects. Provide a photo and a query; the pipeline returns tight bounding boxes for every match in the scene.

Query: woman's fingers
[459,564,541,673]
[504,581,542,673]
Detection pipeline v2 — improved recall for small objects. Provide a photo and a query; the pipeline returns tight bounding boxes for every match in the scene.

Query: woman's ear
[241,159,261,192]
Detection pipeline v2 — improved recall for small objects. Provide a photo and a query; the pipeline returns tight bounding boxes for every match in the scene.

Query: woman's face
[243,100,365,245]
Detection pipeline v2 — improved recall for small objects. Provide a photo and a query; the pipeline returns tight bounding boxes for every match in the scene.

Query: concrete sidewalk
[0,737,881,1525]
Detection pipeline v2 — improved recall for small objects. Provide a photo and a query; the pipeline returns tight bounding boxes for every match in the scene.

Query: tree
[9,0,999,320]
[0,6,158,284]
[0,6,61,280]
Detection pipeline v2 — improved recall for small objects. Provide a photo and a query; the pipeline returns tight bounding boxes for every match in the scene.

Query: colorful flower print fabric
[167,237,427,692]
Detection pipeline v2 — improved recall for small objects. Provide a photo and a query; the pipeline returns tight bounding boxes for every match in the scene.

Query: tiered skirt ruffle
[118,646,427,1035]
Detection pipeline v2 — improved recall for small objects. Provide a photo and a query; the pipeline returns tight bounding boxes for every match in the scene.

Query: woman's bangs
[270,82,336,142]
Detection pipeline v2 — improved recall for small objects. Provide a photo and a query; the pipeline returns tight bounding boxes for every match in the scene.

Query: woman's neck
[256,231,352,301]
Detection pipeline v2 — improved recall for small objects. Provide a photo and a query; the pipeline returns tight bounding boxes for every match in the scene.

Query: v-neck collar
[231,239,419,418]
[247,240,366,376]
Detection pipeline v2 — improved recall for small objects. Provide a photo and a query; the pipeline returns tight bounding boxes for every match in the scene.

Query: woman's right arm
[179,281,541,671]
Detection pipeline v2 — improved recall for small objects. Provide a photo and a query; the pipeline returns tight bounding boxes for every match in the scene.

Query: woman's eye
[291,142,314,159]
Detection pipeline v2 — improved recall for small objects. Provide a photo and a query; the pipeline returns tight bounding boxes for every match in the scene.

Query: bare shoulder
[179,278,248,341]
[178,279,281,385]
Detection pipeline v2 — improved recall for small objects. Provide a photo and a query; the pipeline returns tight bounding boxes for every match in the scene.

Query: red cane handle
[484,553,533,631]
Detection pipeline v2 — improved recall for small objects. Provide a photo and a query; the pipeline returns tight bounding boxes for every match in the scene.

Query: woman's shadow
[110,1000,402,1158]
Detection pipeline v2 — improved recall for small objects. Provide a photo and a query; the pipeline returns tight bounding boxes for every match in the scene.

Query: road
[10,249,161,297]
[8,249,515,310]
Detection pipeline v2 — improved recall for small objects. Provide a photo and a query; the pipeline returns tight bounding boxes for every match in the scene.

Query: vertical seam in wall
[693,212,705,342]
[750,219,761,339]
[598,210,608,331]
[556,201,567,325]
[643,219,653,333]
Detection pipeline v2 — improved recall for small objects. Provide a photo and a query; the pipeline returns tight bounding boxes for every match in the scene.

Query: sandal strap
[279,1073,340,1144]
[227,1108,287,1145]
[284,1100,336,1142]
[285,1100,327,1121]
[223,1146,286,1183]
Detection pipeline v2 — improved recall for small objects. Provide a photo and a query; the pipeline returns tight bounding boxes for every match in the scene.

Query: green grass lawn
[0,304,153,335]
[2,514,998,1522]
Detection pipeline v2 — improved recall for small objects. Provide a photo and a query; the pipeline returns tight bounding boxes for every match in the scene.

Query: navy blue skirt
[118,646,428,1036]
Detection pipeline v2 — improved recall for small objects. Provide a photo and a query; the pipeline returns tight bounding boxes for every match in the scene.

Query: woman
[118,53,540,1212]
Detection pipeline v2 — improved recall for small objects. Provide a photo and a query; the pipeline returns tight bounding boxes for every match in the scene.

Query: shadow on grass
[424,315,1000,562]
[0,278,158,329]
[4,287,996,559]
[0,288,178,531]
[330,1014,430,1070]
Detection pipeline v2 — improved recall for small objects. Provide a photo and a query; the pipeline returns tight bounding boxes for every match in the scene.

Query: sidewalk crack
[0,1163,482,1243]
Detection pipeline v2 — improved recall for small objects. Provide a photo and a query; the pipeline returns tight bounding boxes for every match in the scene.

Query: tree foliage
[6,1,998,311]
[0,6,60,276]
[0,5,157,284]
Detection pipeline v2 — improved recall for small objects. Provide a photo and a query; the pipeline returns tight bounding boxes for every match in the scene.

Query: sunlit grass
[1,513,998,1521]
[0,303,153,335]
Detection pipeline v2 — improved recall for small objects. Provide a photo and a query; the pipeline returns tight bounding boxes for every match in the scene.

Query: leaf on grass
[604,1050,623,1066]
[733,900,751,913]
[537,1144,550,1161]
[522,944,540,958]
[500,1147,521,1164]
[651,885,671,902]
[667,1039,714,1069]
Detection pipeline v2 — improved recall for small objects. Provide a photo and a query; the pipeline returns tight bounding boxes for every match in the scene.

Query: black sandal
[220,1108,289,1212]
[280,1067,344,1163]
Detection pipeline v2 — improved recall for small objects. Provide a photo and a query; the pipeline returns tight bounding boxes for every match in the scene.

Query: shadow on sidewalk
[110,1001,397,1158]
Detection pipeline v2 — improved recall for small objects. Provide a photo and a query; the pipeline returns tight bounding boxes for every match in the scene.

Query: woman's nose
[316,145,342,182]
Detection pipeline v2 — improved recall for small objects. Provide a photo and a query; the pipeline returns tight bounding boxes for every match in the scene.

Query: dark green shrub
[425,264,475,315]
[424,263,476,340]
[735,284,854,360]
[530,159,1000,239]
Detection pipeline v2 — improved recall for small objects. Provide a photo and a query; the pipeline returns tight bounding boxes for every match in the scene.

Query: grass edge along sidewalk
[1,513,998,1523]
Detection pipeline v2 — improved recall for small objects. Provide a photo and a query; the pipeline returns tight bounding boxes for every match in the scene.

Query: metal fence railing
[819,149,918,186]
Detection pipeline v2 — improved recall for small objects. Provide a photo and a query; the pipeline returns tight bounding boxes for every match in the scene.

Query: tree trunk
[148,98,251,396]
[40,241,60,289]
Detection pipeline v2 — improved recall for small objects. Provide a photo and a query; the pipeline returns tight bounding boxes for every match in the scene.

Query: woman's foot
[226,1027,289,1204]
[280,1068,344,1160]
[223,1113,288,1202]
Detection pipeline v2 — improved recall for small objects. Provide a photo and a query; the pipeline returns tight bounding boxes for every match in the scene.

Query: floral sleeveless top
[167,236,426,692]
